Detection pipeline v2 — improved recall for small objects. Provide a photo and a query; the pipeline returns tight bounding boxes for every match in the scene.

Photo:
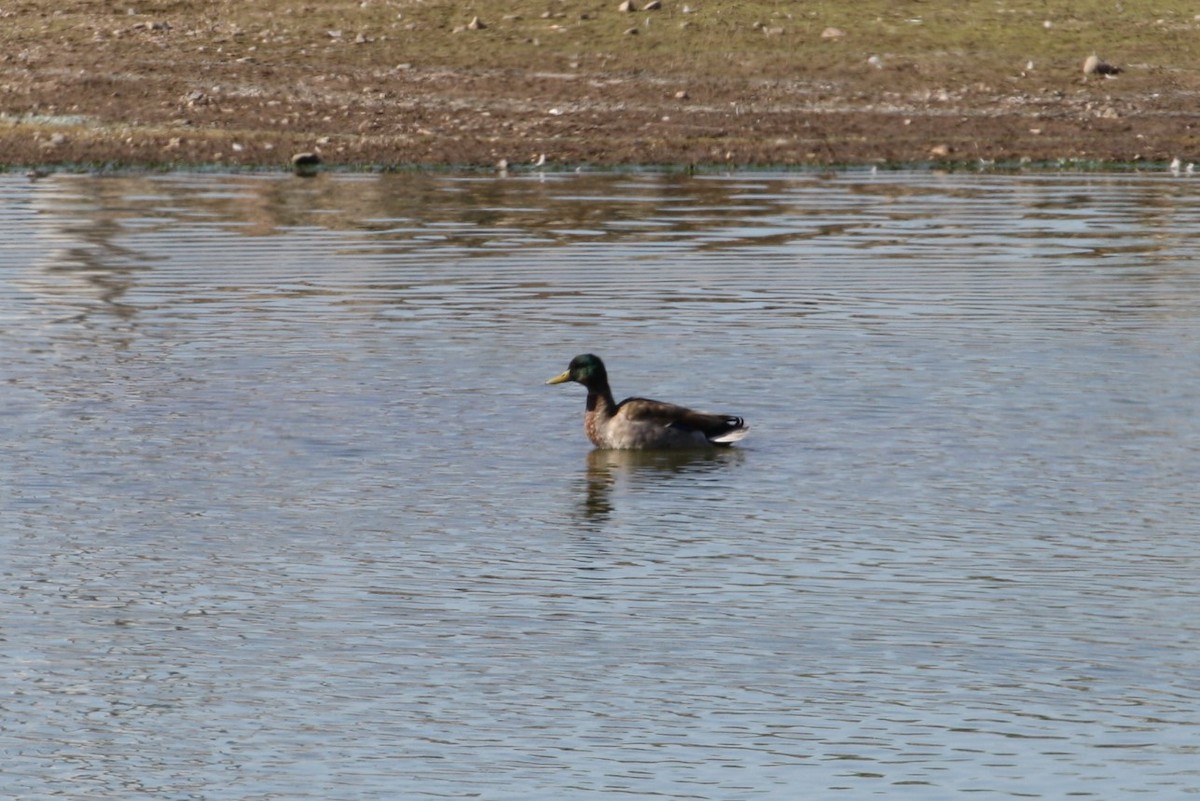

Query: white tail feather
[709,425,749,444]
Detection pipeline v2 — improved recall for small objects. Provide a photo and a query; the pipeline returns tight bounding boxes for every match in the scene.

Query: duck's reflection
[578,447,745,523]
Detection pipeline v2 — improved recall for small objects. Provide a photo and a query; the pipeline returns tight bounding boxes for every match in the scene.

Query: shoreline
[3,2,1198,172]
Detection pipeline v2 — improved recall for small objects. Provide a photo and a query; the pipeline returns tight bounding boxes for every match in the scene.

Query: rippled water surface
[3,170,1199,799]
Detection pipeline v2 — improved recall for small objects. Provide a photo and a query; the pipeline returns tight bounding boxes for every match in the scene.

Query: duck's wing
[617,397,748,443]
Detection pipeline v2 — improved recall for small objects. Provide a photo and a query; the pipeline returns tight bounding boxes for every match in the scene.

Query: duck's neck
[585,382,618,418]
[583,382,617,448]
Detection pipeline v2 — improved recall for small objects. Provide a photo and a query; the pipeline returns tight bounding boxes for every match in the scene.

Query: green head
[546,354,608,387]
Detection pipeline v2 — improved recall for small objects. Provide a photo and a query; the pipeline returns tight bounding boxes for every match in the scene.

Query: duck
[546,354,749,449]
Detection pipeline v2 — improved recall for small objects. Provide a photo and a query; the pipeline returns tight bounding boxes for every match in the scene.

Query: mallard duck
[546,354,749,449]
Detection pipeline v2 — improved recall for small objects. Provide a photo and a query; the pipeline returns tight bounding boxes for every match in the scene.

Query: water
[2,170,1199,799]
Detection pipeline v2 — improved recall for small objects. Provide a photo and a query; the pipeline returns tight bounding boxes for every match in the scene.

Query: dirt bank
[3,0,1199,170]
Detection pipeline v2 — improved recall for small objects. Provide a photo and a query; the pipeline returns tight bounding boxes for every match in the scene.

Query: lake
[2,169,1199,799]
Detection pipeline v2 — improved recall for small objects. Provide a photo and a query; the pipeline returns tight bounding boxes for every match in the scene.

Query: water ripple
[3,170,1200,800]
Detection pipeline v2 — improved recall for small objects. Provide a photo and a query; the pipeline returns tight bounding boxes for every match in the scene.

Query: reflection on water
[579,447,746,524]
[3,170,1200,800]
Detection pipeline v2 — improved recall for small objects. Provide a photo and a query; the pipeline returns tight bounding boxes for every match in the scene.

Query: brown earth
[3,1,1200,171]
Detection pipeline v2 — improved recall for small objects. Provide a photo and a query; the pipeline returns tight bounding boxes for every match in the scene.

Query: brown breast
[584,409,605,447]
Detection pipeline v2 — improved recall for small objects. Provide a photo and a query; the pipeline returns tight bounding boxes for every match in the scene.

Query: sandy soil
[2,1,1199,170]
